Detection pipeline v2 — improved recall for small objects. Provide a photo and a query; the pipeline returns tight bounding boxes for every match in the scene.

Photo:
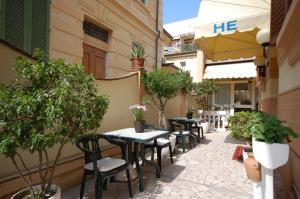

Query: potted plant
[0,50,109,199]
[194,80,219,133]
[186,106,194,119]
[251,112,298,169]
[130,45,145,68]
[130,104,148,132]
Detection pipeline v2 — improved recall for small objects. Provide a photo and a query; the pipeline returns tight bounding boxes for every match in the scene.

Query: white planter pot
[252,138,289,169]
[11,184,61,199]
[201,122,210,134]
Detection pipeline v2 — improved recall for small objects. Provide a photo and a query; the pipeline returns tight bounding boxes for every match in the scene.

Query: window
[0,0,50,54]
[215,84,231,105]
[234,83,252,105]
[83,20,109,43]
[180,61,186,67]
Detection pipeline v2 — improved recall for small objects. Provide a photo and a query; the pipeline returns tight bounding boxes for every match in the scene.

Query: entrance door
[82,43,106,79]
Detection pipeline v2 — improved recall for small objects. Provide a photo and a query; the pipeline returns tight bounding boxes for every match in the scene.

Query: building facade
[0,0,166,80]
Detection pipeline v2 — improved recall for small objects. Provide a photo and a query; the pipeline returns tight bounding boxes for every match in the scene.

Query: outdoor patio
[63,131,252,199]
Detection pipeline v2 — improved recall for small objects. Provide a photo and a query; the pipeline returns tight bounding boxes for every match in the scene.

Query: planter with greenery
[0,50,109,199]
[142,70,180,128]
[129,103,148,133]
[227,111,254,142]
[186,106,194,119]
[251,112,298,169]
[130,45,145,68]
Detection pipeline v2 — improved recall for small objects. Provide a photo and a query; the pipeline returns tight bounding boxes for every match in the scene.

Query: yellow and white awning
[195,13,270,61]
[204,62,257,79]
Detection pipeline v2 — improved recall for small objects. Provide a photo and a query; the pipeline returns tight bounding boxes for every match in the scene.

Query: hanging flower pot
[244,153,261,182]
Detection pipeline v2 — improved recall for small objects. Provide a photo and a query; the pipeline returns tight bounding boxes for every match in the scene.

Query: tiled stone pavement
[62,131,253,199]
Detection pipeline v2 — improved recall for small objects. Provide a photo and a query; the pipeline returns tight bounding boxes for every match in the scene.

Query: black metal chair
[76,134,132,199]
[144,124,174,171]
[168,119,193,152]
[191,122,204,142]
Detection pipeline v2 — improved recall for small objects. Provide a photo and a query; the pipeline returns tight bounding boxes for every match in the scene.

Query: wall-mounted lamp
[254,56,266,78]
[256,29,270,58]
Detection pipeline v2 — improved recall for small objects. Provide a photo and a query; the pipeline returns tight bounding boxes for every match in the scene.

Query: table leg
[140,142,160,178]
[134,142,143,192]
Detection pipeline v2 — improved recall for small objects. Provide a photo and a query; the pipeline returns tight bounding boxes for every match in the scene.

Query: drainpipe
[155,0,160,69]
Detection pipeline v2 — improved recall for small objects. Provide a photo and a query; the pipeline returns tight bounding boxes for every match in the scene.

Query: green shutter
[0,0,6,39]
[4,0,25,51]
[31,0,50,54]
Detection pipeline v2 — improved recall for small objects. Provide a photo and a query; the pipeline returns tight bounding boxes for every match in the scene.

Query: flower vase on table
[130,103,148,133]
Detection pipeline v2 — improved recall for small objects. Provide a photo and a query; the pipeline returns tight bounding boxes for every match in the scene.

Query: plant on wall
[193,80,219,112]
[251,112,298,144]
[142,69,180,128]
[0,50,109,198]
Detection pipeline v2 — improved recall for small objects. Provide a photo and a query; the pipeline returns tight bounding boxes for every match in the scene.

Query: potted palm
[251,112,298,169]
[0,50,109,199]
[130,45,145,68]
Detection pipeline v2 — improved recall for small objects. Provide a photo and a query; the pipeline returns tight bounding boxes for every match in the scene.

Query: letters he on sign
[213,20,237,33]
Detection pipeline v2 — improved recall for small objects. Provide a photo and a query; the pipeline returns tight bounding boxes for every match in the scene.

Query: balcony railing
[164,43,198,55]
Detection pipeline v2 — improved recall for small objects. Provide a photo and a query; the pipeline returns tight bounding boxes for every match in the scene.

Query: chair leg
[99,177,103,199]
[201,127,204,139]
[151,147,155,161]
[169,145,173,164]
[103,178,107,191]
[79,171,87,199]
[197,128,201,143]
[157,147,162,171]
[189,135,193,149]
[126,168,133,197]
[94,174,100,199]
[182,136,186,153]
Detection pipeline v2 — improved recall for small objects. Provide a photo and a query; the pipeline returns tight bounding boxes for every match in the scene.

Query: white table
[103,128,169,192]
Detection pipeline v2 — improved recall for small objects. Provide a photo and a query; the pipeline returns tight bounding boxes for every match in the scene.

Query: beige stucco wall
[50,0,164,78]
[0,43,25,82]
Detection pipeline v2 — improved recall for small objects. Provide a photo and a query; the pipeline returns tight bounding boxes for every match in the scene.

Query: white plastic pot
[201,122,210,134]
[11,184,61,199]
[252,138,289,169]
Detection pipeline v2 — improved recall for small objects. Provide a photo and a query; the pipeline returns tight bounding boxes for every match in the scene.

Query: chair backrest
[168,119,184,132]
[76,134,103,164]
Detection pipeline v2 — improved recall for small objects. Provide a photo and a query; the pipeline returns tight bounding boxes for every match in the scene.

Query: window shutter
[4,0,25,51]
[31,0,50,54]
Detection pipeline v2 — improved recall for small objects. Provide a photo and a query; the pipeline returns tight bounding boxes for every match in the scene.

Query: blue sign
[214,20,237,33]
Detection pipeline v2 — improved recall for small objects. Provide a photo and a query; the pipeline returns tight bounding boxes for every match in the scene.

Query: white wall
[166,56,199,82]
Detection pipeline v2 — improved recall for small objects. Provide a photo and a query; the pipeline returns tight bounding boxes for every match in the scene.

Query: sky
[163,0,201,24]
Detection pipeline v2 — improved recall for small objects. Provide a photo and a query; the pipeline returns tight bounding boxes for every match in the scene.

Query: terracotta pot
[11,184,61,199]
[132,58,144,68]
[134,120,145,133]
[186,112,193,119]
[244,154,261,183]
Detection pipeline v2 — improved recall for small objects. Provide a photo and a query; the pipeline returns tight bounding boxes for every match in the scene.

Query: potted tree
[142,69,180,128]
[251,112,298,169]
[130,45,145,68]
[0,50,109,199]
[193,80,219,133]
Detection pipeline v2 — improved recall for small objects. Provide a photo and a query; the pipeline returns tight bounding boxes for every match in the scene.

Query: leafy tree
[193,80,219,113]
[142,69,180,128]
[176,69,194,111]
[0,50,109,198]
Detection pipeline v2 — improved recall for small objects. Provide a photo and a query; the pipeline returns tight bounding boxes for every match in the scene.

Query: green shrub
[251,112,298,144]
[228,111,254,142]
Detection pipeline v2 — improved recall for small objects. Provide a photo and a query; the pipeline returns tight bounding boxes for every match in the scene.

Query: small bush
[228,111,254,142]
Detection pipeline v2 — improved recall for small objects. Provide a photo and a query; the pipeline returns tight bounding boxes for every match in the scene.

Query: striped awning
[203,62,257,79]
